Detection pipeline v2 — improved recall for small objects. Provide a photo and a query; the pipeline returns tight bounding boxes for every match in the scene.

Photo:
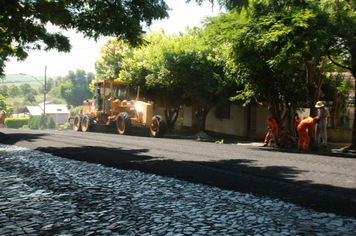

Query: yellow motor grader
[68,80,166,137]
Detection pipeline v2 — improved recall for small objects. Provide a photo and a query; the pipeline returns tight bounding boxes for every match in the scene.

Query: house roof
[23,106,43,116]
[23,104,69,116]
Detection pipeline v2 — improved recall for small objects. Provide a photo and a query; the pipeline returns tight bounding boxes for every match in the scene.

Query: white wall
[47,114,69,125]
[183,106,193,127]
[205,105,247,136]
[255,106,271,139]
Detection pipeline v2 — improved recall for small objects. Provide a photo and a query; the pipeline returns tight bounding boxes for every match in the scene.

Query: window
[215,103,230,119]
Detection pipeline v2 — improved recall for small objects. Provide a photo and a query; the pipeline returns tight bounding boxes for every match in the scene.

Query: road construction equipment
[68,80,166,137]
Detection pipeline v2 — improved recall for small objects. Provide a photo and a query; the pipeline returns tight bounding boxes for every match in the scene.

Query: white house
[22,103,70,125]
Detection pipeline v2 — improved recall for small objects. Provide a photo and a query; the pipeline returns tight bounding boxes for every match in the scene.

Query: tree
[60,69,93,107]
[47,117,56,129]
[11,99,23,117]
[8,85,21,97]
[144,29,235,132]
[117,29,236,132]
[322,0,356,148]
[24,93,36,104]
[0,85,8,97]
[189,0,248,11]
[19,83,37,97]
[321,72,354,129]
[96,39,133,81]
[0,0,169,77]
[118,31,183,132]
[0,94,7,111]
[203,0,330,127]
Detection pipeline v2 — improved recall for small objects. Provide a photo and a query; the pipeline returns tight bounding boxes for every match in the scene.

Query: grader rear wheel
[73,115,82,132]
[116,112,132,135]
[81,115,93,132]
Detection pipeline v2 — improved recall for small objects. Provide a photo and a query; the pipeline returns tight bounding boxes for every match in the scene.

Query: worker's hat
[267,116,273,122]
[315,101,325,108]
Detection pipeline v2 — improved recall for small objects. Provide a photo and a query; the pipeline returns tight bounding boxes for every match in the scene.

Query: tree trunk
[195,108,209,132]
[269,99,289,134]
[162,92,180,134]
[305,57,326,116]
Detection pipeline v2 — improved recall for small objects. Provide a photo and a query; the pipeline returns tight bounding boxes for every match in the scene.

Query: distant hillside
[2,74,49,87]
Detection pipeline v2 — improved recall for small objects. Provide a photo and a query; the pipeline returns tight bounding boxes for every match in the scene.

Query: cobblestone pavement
[1,144,356,236]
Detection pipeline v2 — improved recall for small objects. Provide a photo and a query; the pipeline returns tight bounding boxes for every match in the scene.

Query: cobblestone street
[1,144,356,235]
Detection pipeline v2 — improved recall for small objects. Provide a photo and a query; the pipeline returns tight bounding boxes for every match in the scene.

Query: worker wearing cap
[263,116,279,147]
[297,116,320,151]
[315,101,329,148]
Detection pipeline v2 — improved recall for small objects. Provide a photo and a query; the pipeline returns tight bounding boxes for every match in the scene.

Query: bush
[28,115,44,129]
[4,118,29,128]
[47,117,56,129]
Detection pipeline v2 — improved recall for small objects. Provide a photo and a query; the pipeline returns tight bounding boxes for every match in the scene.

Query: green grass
[2,74,47,87]
[327,143,350,150]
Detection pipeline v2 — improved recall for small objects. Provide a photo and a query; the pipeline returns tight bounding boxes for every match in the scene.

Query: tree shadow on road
[1,131,355,218]
[31,144,356,219]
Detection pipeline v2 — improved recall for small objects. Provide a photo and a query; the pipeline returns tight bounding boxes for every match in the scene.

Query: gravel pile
[0,144,355,235]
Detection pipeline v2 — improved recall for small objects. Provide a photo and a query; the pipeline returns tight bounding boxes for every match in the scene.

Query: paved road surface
[0,128,355,217]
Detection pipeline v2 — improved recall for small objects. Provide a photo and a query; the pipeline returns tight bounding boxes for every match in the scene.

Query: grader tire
[81,115,93,132]
[116,112,132,135]
[73,115,83,132]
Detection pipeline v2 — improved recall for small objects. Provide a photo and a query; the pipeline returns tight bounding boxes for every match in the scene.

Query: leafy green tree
[19,83,37,96]
[321,73,354,129]
[321,0,356,148]
[28,115,43,130]
[0,85,8,97]
[60,69,93,107]
[189,0,248,11]
[8,85,21,97]
[47,117,56,129]
[1,0,169,77]
[121,29,236,132]
[11,100,23,116]
[24,93,36,104]
[96,39,133,81]
[0,94,7,111]
[121,31,185,132]
[203,0,330,126]
[48,86,61,99]
[37,77,55,95]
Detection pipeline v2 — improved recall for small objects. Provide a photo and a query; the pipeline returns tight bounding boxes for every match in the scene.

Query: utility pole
[19,65,47,128]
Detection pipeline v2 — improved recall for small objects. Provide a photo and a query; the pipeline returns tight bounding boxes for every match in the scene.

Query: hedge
[4,118,29,128]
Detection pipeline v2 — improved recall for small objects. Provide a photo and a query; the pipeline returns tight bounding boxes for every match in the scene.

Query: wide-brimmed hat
[315,101,324,108]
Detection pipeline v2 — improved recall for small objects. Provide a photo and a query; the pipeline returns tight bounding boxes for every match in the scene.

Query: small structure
[22,103,70,125]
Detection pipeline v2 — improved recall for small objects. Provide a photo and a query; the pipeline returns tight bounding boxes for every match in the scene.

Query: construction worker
[315,101,329,148]
[297,116,320,151]
[263,116,279,147]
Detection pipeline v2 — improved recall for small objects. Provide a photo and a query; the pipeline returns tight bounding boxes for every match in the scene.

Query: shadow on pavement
[36,145,356,218]
[1,131,355,218]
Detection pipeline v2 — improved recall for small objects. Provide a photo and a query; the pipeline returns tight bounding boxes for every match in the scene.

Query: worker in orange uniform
[297,116,320,150]
[263,116,279,147]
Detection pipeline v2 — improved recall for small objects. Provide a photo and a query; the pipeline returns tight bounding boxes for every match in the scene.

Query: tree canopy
[96,29,237,132]
[59,69,93,107]
[0,0,170,77]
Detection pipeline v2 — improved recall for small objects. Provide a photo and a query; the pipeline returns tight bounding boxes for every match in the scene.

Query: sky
[4,0,222,78]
